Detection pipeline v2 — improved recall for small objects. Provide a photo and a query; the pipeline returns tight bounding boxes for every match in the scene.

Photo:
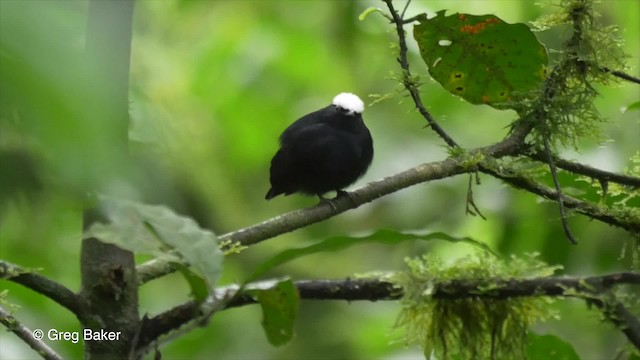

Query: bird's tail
[265,188,278,200]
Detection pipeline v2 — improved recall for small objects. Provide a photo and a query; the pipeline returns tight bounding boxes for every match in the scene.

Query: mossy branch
[136,273,640,351]
[479,163,640,233]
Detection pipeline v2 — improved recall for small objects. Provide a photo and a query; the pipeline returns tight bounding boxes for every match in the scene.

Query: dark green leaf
[250,278,300,346]
[527,332,580,360]
[247,229,493,282]
[413,11,548,109]
[174,263,209,303]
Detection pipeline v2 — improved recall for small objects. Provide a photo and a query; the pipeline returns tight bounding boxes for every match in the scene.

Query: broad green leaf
[413,11,548,109]
[250,278,299,346]
[84,197,222,292]
[526,332,580,360]
[247,229,493,282]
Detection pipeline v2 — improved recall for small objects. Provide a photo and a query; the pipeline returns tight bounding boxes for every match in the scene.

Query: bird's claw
[317,195,338,211]
[317,190,356,211]
[336,190,356,206]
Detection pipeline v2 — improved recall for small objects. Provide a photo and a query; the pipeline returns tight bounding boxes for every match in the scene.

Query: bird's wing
[267,127,332,198]
[285,123,350,155]
[284,123,364,177]
[279,106,332,144]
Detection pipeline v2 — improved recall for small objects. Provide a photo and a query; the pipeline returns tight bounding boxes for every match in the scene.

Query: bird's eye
[336,106,348,113]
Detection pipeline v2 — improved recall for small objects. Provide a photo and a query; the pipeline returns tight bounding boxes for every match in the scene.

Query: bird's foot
[317,191,356,211]
[317,194,338,211]
[335,190,356,206]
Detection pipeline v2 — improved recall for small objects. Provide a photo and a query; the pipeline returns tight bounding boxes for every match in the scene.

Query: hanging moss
[393,253,561,360]
[524,0,628,149]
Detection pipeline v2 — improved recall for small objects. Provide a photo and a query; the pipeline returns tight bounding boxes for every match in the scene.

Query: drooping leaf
[359,7,384,21]
[174,263,209,303]
[84,197,222,292]
[249,278,300,346]
[413,11,548,109]
[526,332,581,360]
[247,229,493,282]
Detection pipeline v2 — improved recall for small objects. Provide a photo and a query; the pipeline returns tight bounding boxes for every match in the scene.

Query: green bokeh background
[1,0,638,359]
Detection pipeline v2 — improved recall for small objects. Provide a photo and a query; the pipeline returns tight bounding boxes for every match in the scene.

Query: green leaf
[84,197,223,292]
[527,332,580,360]
[247,229,493,282]
[174,263,209,303]
[413,11,548,109]
[250,278,299,346]
[625,101,640,113]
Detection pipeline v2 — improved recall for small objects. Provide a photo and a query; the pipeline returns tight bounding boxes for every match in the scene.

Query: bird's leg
[317,194,338,211]
[335,190,356,206]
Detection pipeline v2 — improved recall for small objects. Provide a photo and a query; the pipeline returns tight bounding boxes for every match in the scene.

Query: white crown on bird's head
[332,92,364,115]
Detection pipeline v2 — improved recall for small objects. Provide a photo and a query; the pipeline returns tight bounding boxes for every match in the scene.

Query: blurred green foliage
[1,0,638,359]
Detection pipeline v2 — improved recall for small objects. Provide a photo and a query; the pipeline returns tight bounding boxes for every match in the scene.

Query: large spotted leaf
[413,11,548,109]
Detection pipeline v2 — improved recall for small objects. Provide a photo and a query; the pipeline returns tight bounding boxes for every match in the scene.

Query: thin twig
[601,67,640,84]
[466,173,487,219]
[542,137,578,244]
[382,0,459,148]
[0,306,64,360]
[400,0,411,19]
[400,14,422,24]
[528,150,640,188]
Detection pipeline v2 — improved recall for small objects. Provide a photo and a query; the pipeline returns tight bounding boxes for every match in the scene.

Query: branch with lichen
[0,261,88,319]
[479,161,640,234]
[135,271,640,353]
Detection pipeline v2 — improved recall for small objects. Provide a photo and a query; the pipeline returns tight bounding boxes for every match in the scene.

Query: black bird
[265,92,373,201]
